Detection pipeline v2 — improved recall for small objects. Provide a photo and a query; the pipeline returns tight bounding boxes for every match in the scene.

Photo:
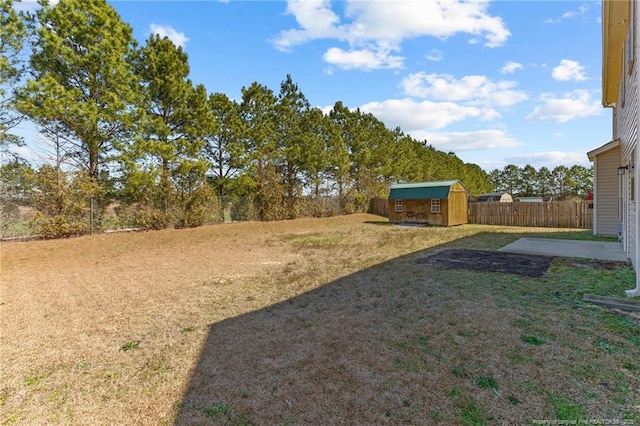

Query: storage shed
[388,180,468,226]
[477,192,513,202]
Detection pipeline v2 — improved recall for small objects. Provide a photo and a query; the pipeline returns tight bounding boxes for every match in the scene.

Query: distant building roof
[477,192,513,202]
[479,192,508,197]
[517,197,544,202]
[389,180,461,200]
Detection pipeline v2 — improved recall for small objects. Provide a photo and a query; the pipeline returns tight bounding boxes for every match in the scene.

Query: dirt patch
[416,249,553,277]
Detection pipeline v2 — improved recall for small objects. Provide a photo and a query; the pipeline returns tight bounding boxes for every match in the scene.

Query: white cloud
[503,151,591,168]
[149,24,189,48]
[501,61,523,74]
[526,90,601,123]
[272,0,346,52]
[323,47,404,70]
[544,4,589,24]
[552,59,587,81]
[417,130,524,152]
[358,98,488,131]
[562,4,589,19]
[401,72,528,107]
[12,0,58,12]
[273,2,407,71]
[426,49,443,62]
[474,158,509,171]
[342,1,510,47]
[273,0,510,70]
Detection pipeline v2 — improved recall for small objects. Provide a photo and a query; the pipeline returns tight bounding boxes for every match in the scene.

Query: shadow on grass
[174,229,634,425]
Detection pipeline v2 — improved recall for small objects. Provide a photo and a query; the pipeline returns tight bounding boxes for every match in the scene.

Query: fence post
[90,196,94,236]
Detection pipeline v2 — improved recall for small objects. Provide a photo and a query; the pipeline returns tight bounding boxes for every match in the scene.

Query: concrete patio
[498,238,628,262]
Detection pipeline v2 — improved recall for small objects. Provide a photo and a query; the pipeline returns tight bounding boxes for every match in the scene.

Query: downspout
[592,161,598,236]
[629,150,640,296]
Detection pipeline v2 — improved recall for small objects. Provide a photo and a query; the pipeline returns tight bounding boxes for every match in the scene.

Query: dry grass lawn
[1,214,638,425]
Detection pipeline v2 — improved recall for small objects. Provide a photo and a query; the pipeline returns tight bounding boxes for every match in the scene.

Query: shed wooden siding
[388,199,450,225]
[448,187,468,225]
[593,145,620,236]
[387,181,468,226]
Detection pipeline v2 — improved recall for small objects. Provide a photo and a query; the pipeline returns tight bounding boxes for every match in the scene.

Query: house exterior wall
[616,0,639,267]
[388,199,449,225]
[601,0,640,295]
[593,145,621,236]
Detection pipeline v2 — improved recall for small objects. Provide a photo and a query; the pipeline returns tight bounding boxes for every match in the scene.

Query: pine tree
[17,0,140,226]
[0,0,32,157]
[202,92,246,201]
[276,75,310,218]
[127,34,207,220]
[240,82,281,221]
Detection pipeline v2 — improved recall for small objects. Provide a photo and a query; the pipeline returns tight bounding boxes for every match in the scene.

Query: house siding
[616,0,638,262]
[594,146,620,236]
[631,203,638,270]
[601,0,639,295]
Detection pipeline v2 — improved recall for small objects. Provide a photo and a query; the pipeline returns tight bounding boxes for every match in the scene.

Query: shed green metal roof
[388,180,460,200]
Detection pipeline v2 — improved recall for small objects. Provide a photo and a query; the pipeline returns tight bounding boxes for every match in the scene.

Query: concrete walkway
[498,238,628,262]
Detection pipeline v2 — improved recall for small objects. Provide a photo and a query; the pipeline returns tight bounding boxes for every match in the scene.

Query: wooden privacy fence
[369,198,593,229]
[369,197,389,217]
[468,201,592,229]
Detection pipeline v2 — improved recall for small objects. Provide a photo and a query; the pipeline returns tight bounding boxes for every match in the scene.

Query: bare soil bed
[1,215,638,425]
[416,249,553,277]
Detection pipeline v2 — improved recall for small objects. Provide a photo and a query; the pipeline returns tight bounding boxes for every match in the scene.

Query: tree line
[1,0,497,237]
[487,164,593,200]
[1,1,591,239]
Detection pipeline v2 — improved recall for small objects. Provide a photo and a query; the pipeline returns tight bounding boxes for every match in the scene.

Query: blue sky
[12,0,611,172]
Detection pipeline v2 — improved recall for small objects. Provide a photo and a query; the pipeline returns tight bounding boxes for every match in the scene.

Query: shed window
[395,199,403,212]
[431,199,441,213]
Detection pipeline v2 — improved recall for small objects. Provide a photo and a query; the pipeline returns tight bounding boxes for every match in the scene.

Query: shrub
[175,183,220,228]
[31,167,101,238]
[132,208,173,230]
[34,213,87,239]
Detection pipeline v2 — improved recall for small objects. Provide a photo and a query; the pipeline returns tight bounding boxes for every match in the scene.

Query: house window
[395,199,403,212]
[431,199,441,213]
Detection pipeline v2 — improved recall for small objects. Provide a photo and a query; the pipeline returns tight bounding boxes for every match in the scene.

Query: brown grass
[1,214,638,425]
